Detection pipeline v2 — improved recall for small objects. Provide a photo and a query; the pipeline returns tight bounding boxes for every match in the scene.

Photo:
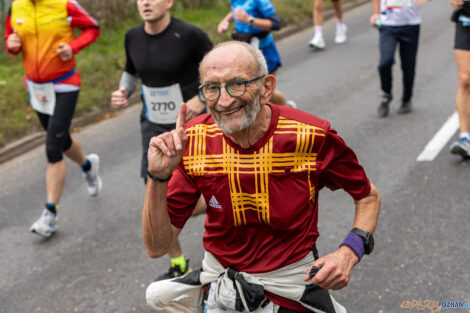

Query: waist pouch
[231,30,269,43]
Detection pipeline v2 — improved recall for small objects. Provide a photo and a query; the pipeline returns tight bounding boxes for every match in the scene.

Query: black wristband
[147,170,172,183]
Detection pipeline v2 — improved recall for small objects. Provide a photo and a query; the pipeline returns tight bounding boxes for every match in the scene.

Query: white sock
[459,132,470,140]
[314,26,323,35]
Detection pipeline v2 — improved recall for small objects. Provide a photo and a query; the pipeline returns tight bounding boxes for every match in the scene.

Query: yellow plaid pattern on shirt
[183,117,326,226]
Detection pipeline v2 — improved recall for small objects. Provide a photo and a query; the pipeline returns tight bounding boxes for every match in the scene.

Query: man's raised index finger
[176,103,187,130]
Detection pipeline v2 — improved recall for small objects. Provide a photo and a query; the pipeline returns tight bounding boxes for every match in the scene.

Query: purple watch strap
[339,232,365,261]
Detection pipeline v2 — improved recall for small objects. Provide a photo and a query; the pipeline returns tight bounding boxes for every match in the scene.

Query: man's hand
[147,103,188,179]
[449,0,463,10]
[218,19,230,35]
[6,30,21,52]
[370,14,380,27]
[233,8,250,24]
[185,95,206,121]
[304,246,359,290]
[56,43,73,61]
[110,87,128,109]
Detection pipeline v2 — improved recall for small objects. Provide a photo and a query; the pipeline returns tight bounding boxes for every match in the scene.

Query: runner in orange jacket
[4,0,102,237]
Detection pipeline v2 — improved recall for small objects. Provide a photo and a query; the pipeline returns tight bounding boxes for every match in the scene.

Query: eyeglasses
[199,76,265,101]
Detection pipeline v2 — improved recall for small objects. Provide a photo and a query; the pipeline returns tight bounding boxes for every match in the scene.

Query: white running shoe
[309,33,326,49]
[84,153,102,197]
[286,100,297,108]
[30,209,58,237]
[335,23,348,44]
[450,137,470,158]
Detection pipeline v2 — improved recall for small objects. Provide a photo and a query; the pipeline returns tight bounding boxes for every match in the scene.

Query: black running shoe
[398,100,412,114]
[378,93,392,117]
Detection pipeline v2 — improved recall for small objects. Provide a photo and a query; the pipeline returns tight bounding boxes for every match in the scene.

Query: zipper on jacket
[34,2,40,81]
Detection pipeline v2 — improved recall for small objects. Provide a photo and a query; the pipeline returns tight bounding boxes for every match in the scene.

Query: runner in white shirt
[309,0,348,49]
[369,0,426,117]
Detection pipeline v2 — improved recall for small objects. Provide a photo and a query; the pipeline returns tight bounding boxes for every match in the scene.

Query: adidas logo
[209,196,222,209]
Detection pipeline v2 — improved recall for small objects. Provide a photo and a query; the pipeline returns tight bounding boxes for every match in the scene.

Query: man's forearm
[119,71,138,98]
[251,17,273,32]
[223,12,233,24]
[372,0,381,15]
[353,183,381,233]
[185,95,207,120]
[142,180,174,258]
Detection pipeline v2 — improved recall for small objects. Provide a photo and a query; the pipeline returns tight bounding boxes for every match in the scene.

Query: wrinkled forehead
[200,45,257,83]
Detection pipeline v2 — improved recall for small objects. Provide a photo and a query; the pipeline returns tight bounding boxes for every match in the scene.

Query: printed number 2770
[151,101,176,111]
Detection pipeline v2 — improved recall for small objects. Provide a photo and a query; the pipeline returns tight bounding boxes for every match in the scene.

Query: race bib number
[142,83,183,124]
[384,0,412,8]
[204,283,275,313]
[26,80,56,115]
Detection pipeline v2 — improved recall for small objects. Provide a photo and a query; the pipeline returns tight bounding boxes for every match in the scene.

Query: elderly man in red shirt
[142,41,381,313]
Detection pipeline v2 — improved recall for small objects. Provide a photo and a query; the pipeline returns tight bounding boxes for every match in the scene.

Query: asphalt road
[1,1,469,313]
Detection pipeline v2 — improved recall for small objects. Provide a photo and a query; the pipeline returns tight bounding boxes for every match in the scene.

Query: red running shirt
[167,103,371,310]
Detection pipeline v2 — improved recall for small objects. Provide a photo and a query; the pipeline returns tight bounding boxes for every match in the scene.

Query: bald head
[198,41,276,139]
[199,41,268,83]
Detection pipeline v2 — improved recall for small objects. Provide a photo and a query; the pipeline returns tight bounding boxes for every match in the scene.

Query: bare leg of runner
[268,70,292,107]
[270,90,287,106]
[310,0,326,49]
[156,195,207,281]
[64,137,86,165]
[333,0,347,44]
[45,138,98,210]
[332,0,343,21]
[313,0,324,26]
[455,49,470,135]
[167,195,207,258]
[450,49,470,158]
[46,160,67,204]
[310,0,347,47]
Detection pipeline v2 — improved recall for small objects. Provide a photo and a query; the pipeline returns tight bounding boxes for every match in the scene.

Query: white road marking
[417,111,459,162]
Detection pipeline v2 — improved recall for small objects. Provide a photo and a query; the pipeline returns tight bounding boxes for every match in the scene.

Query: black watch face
[352,228,374,254]
[366,234,374,254]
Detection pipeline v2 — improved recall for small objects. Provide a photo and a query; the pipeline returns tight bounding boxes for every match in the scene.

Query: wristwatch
[248,16,254,25]
[351,227,374,254]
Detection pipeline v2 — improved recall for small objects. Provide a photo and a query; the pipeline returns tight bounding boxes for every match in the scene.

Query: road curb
[0,0,369,165]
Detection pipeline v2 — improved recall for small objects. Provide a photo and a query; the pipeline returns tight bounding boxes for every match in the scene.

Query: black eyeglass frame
[198,75,265,101]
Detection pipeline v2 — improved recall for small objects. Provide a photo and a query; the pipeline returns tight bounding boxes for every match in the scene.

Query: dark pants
[140,116,175,180]
[378,25,420,102]
[36,91,79,163]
